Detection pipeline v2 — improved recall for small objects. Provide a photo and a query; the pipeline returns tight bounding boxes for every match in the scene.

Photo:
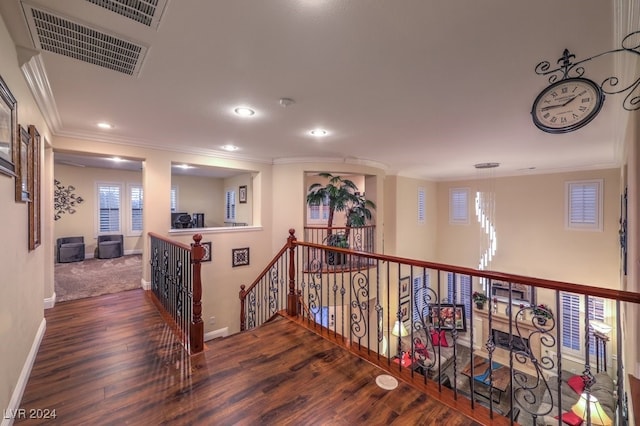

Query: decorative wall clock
[531,77,604,133]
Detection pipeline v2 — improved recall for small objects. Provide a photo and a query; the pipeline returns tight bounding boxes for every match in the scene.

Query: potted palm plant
[307,173,375,265]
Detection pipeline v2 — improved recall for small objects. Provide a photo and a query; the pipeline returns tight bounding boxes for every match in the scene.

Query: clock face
[531,78,604,133]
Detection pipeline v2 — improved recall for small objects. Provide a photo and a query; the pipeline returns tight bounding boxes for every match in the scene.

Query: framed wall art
[430,304,467,332]
[239,185,247,203]
[399,276,410,300]
[0,75,17,177]
[28,125,41,250]
[232,247,249,267]
[15,125,30,202]
[400,299,410,322]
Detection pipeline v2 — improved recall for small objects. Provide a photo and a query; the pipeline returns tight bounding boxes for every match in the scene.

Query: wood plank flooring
[17,289,487,425]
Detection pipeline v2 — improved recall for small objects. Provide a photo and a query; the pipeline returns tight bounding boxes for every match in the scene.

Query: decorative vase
[537,317,547,326]
[476,302,484,310]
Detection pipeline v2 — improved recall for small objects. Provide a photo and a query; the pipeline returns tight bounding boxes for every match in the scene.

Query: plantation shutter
[587,297,605,354]
[170,187,177,212]
[447,273,471,319]
[412,274,429,324]
[568,181,600,229]
[561,293,581,351]
[99,184,120,232]
[130,186,143,232]
[417,187,425,224]
[450,188,468,224]
[225,190,236,221]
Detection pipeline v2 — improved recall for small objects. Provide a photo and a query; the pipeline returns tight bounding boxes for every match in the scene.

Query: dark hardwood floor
[17,289,489,425]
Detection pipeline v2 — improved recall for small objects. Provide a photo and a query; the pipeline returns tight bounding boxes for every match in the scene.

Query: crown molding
[273,156,389,171]
[18,46,62,132]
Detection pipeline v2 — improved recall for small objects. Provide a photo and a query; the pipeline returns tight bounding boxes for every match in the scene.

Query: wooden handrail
[147,232,204,354]
[293,240,640,304]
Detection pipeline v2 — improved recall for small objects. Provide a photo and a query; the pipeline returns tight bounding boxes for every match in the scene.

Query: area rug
[442,344,546,426]
[55,254,142,302]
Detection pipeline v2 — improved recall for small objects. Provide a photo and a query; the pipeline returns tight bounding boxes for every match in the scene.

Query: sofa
[535,372,615,426]
[410,327,456,380]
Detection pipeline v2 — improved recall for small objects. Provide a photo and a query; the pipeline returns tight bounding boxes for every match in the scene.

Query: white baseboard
[2,318,46,426]
[141,278,150,290]
[43,292,56,309]
[204,327,229,341]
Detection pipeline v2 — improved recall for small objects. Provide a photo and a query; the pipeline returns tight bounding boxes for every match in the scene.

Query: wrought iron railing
[304,225,375,253]
[240,230,639,425]
[148,232,204,354]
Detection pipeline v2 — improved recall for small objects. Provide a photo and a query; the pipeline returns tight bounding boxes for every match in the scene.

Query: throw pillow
[567,375,585,395]
[414,338,430,359]
[554,411,583,426]
[430,330,449,347]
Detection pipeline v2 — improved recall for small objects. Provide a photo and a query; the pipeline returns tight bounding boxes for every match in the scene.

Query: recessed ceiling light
[221,144,239,152]
[97,122,113,129]
[174,164,193,170]
[233,107,255,117]
[309,128,328,137]
[110,157,126,162]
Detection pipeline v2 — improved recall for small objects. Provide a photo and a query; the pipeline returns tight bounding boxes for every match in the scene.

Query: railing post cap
[193,234,203,244]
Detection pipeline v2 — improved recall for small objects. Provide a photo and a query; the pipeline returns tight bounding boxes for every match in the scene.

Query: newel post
[286,229,298,316]
[239,285,246,332]
[190,234,204,353]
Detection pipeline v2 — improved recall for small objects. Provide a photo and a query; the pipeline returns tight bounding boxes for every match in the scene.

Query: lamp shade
[391,320,409,337]
[571,393,612,426]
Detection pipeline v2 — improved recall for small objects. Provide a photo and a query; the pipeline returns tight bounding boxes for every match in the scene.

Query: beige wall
[54,164,144,256]
[436,169,620,288]
[171,174,224,227]
[0,17,52,415]
[392,176,437,260]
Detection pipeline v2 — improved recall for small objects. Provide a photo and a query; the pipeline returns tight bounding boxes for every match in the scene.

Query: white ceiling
[0,0,634,180]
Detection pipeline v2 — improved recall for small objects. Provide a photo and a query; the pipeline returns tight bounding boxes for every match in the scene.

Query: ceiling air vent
[22,4,147,76]
[84,0,169,28]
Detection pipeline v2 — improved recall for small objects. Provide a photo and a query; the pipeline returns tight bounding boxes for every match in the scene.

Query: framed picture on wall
[400,276,410,300]
[28,125,41,250]
[430,304,467,331]
[400,299,410,322]
[239,185,247,203]
[15,125,30,202]
[0,75,17,177]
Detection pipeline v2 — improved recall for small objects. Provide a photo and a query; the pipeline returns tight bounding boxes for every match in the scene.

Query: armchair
[97,234,124,259]
[57,236,85,263]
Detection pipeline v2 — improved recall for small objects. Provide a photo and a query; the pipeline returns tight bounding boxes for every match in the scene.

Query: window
[129,185,143,234]
[566,179,603,230]
[97,183,121,233]
[417,187,425,224]
[307,193,330,223]
[561,293,605,355]
[447,272,471,320]
[170,186,177,212]
[225,189,236,221]
[449,188,469,224]
[412,273,430,324]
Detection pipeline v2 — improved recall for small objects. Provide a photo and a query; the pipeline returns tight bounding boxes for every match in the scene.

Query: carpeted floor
[55,254,142,302]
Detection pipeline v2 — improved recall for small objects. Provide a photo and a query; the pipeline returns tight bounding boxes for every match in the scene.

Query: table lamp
[571,392,612,426]
[391,320,409,356]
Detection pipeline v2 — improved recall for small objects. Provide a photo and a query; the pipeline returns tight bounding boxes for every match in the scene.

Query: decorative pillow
[567,375,585,395]
[554,411,583,426]
[413,338,430,359]
[429,330,449,347]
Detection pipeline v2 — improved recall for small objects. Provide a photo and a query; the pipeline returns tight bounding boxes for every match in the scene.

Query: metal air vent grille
[23,5,147,76]
[85,0,168,28]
